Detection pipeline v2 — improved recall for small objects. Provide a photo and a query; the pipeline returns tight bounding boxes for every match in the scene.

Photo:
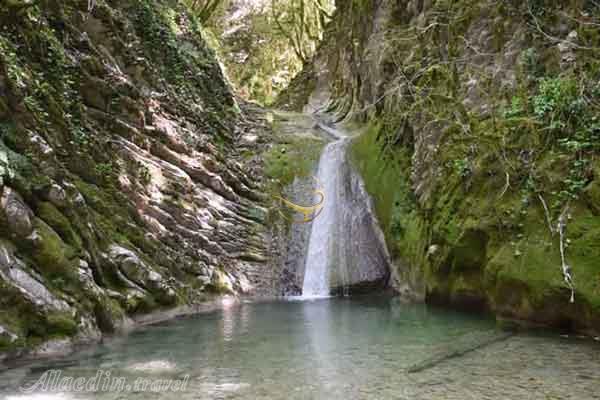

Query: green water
[1,296,599,399]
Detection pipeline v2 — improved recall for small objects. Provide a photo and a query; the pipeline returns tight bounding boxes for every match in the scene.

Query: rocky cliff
[283,0,600,334]
[0,0,277,359]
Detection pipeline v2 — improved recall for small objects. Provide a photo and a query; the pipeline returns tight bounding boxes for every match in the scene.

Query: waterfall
[302,137,347,297]
[301,123,391,298]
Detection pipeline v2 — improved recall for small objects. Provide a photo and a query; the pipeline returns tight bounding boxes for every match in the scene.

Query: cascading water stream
[301,123,391,298]
[302,137,347,297]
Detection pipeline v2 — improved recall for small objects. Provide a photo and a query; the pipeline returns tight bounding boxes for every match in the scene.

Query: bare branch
[498,172,511,198]
[526,0,599,51]
[538,194,554,236]
[557,205,575,303]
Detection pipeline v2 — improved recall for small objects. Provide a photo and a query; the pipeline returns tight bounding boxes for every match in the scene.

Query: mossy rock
[0,335,15,351]
[0,280,40,338]
[583,171,600,215]
[125,293,157,315]
[350,122,425,265]
[264,137,324,188]
[27,217,78,279]
[449,229,488,272]
[45,312,78,337]
[36,202,83,249]
[208,269,234,294]
[93,297,125,334]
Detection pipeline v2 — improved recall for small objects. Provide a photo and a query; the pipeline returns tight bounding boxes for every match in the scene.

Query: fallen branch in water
[406,330,514,374]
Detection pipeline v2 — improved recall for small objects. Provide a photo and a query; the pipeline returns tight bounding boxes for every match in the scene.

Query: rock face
[285,0,600,333]
[261,111,327,296]
[0,0,274,357]
[277,174,315,295]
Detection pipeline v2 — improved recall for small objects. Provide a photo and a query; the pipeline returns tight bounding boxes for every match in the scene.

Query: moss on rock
[45,312,78,337]
[36,202,82,249]
[26,218,77,280]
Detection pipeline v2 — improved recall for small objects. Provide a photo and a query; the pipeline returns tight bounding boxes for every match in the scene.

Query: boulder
[47,183,68,208]
[0,240,71,312]
[211,269,235,294]
[0,325,19,347]
[0,187,33,238]
[108,244,176,304]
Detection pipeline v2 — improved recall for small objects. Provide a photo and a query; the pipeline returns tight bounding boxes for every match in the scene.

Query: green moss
[0,335,14,351]
[351,116,600,319]
[45,312,78,337]
[449,229,488,272]
[72,179,146,251]
[36,202,82,249]
[93,297,125,333]
[264,136,323,188]
[565,208,600,309]
[350,122,426,266]
[126,294,157,315]
[27,218,77,279]
[0,282,34,337]
[206,269,234,294]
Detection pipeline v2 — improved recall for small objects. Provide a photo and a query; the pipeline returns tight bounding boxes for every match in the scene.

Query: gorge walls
[282,0,600,334]
[0,0,277,358]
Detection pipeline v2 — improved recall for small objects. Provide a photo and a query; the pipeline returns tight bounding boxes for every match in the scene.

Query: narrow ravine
[2,0,600,399]
[302,121,391,297]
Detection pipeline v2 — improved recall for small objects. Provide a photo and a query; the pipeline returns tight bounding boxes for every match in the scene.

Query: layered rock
[0,0,276,358]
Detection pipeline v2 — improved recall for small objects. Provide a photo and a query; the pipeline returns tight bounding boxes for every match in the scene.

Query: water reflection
[1,298,599,400]
[300,299,335,395]
[219,297,236,342]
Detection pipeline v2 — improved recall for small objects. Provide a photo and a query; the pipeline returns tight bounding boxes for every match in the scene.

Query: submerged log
[407,330,514,373]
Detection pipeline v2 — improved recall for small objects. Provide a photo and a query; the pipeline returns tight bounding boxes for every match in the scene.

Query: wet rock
[235,273,254,294]
[46,183,68,208]
[76,316,102,344]
[32,338,73,358]
[558,31,578,69]
[108,245,176,304]
[427,244,440,258]
[0,187,33,238]
[305,139,391,295]
[77,259,104,296]
[240,134,258,146]
[0,0,272,357]
[197,274,212,288]
[0,241,70,312]
[81,74,110,110]
[0,325,19,345]
[211,269,235,294]
[28,132,54,157]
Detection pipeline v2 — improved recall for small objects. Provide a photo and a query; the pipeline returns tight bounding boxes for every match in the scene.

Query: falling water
[301,124,390,297]
[302,137,347,297]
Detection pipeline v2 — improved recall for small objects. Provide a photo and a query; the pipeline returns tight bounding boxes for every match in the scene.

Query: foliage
[271,0,332,63]
[327,0,600,322]
[453,157,471,179]
[191,0,333,105]
[264,136,323,187]
[183,0,225,23]
[532,77,580,125]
